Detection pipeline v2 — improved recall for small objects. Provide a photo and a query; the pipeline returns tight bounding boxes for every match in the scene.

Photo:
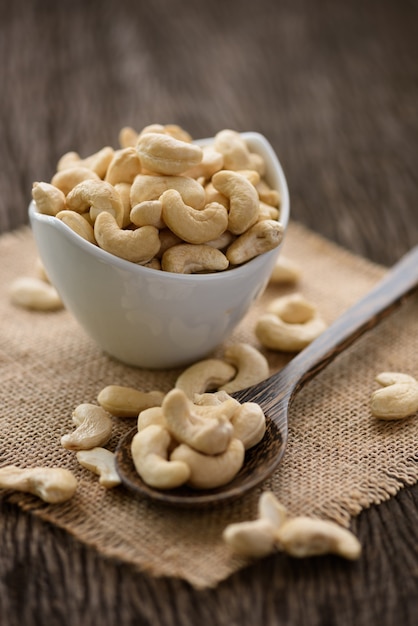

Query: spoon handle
[254,245,418,420]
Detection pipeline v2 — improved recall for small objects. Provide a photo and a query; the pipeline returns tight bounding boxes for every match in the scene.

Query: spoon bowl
[115,245,418,507]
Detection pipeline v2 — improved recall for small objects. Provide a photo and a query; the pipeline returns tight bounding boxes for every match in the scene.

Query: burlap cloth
[1,222,417,589]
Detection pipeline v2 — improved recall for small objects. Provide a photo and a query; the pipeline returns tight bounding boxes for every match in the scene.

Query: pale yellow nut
[114,182,133,229]
[57,151,80,171]
[32,181,66,216]
[212,170,260,235]
[258,201,280,222]
[76,448,121,488]
[130,200,165,229]
[61,403,113,451]
[94,212,160,264]
[370,372,418,420]
[255,293,327,352]
[118,126,139,148]
[50,167,100,196]
[156,229,183,259]
[182,145,224,180]
[204,181,229,208]
[104,147,141,185]
[258,491,289,528]
[223,518,278,558]
[269,256,301,285]
[230,402,266,450]
[56,210,96,244]
[220,343,270,393]
[137,406,167,431]
[175,358,236,399]
[160,189,228,244]
[161,243,229,274]
[0,465,77,503]
[170,438,245,490]
[66,179,124,227]
[276,517,362,560]
[35,257,50,283]
[130,173,206,210]
[97,385,164,418]
[78,146,115,178]
[143,257,162,270]
[131,424,191,489]
[137,124,193,143]
[9,277,63,311]
[235,169,261,186]
[213,129,255,171]
[205,230,236,251]
[226,219,284,265]
[256,179,281,207]
[162,389,233,455]
[136,132,203,176]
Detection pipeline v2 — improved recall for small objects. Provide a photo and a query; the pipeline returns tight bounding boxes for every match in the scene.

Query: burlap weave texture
[0,223,417,589]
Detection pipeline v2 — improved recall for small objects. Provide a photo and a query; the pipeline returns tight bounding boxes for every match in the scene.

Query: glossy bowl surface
[29,132,290,369]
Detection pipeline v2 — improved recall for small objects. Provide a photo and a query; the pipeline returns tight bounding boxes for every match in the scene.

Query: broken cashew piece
[94,212,160,264]
[32,182,66,216]
[76,448,121,488]
[9,277,63,311]
[61,403,113,451]
[212,170,260,235]
[161,243,229,274]
[220,343,270,393]
[175,358,236,399]
[255,293,327,352]
[97,385,164,418]
[0,465,77,503]
[370,371,418,420]
[131,424,191,489]
[136,132,203,175]
[170,438,245,489]
[226,219,284,265]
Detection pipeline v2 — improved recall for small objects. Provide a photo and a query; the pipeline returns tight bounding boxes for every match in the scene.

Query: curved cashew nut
[269,256,301,285]
[183,145,224,180]
[138,123,193,143]
[255,293,327,352]
[56,210,96,244]
[136,132,203,175]
[161,243,229,274]
[175,358,236,399]
[113,182,133,229]
[230,402,266,449]
[226,219,284,265]
[160,189,228,244]
[32,182,66,216]
[370,371,418,420]
[61,403,113,451]
[219,343,270,393]
[162,389,233,455]
[97,385,164,418]
[170,438,245,489]
[0,465,78,503]
[137,406,167,431]
[76,448,121,488]
[130,200,165,229]
[104,147,141,185]
[94,212,160,264]
[212,170,260,235]
[214,129,256,171]
[223,518,278,558]
[66,179,124,227]
[204,181,229,208]
[9,277,63,312]
[131,424,191,489]
[56,146,114,178]
[118,126,139,148]
[51,167,100,196]
[130,174,206,210]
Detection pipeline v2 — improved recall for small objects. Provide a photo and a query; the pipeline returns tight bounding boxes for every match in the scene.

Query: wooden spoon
[115,246,418,507]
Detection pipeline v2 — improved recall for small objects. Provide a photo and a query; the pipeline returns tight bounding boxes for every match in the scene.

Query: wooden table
[1,1,417,624]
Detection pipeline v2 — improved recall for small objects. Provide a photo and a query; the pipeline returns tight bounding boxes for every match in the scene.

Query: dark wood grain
[1,0,418,624]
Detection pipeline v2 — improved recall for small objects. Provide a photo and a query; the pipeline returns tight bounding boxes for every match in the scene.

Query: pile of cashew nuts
[31,124,284,274]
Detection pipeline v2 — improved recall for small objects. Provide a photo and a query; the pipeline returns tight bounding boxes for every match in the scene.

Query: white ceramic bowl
[29,132,290,369]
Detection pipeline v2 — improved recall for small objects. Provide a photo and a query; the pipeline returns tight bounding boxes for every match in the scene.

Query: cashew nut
[204,181,229,208]
[170,438,245,489]
[97,385,164,418]
[223,518,278,558]
[118,126,139,148]
[61,403,113,451]
[0,465,77,503]
[160,189,228,244]
[370,371,418,420]
[269,256,301,285]
[56,210,96,244]
[76,448,121,488]
[130,200,165,229]
[182,145,224,180]
[212,170,260,235]
[32,182,66,216]
[161,243,229,274]
[130,174,206,210]
[175,358,236,398]
[162,389,233,455]
[9,277,63,311]
[214,129,257,171]
[255,293,327,352]
[104,147,141,185]
[51,167,100,196]
[255,179,281,207]
[136,132,203,175]
[94,212,160,264]
[114,182,133,228]
[138,123,193,143]
[230,402,266,449]
[219,343,270,393]
[226,219,284,265]
[131,424,191,489]
[137,406,167,431]
[66,179,124,227]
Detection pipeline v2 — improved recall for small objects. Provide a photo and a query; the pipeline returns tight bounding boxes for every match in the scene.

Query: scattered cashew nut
[9,277,63,311]
[0,465,77,503]
[370,371,418,420]
[76,448,121,488]
[61,403,113,451]
[97,385,165,418]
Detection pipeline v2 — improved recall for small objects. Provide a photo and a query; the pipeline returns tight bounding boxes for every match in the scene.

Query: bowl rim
[29,131,290,283]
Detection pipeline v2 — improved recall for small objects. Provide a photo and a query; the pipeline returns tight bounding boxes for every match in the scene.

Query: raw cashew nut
[32,182,66,216]
[370,371,418,420]
[97,385,164,418]
[183,145,224,180]
[0,465,77,503]
[130,200,165,229]
[137,406,167,431]
[230,402,266,449]
[136,132,203,175]
[219,343,270,393]
[170,438,245,489]
[255,179,281,207]
[255,293,327,352]
[223,518,278,558]
[9,277,63,311]
[161,243,229,274]
[212,170,260,235]
[51,167,100,196]
[94,212,160,264]
[119,126,139,148]
[56,210,96,244]
[226,219,284,265]
[269,256,301,285]
[66,179,124,227]
[76,448,121,488]
[160,189,228,244]
[104,147,141,185]
[175,358,236,398]
[162,389,234,455]
[214,129,257,171]
[131,424,191,489]
[114,182,133,228]
[130,174,206,210]
[61,403,113,451]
